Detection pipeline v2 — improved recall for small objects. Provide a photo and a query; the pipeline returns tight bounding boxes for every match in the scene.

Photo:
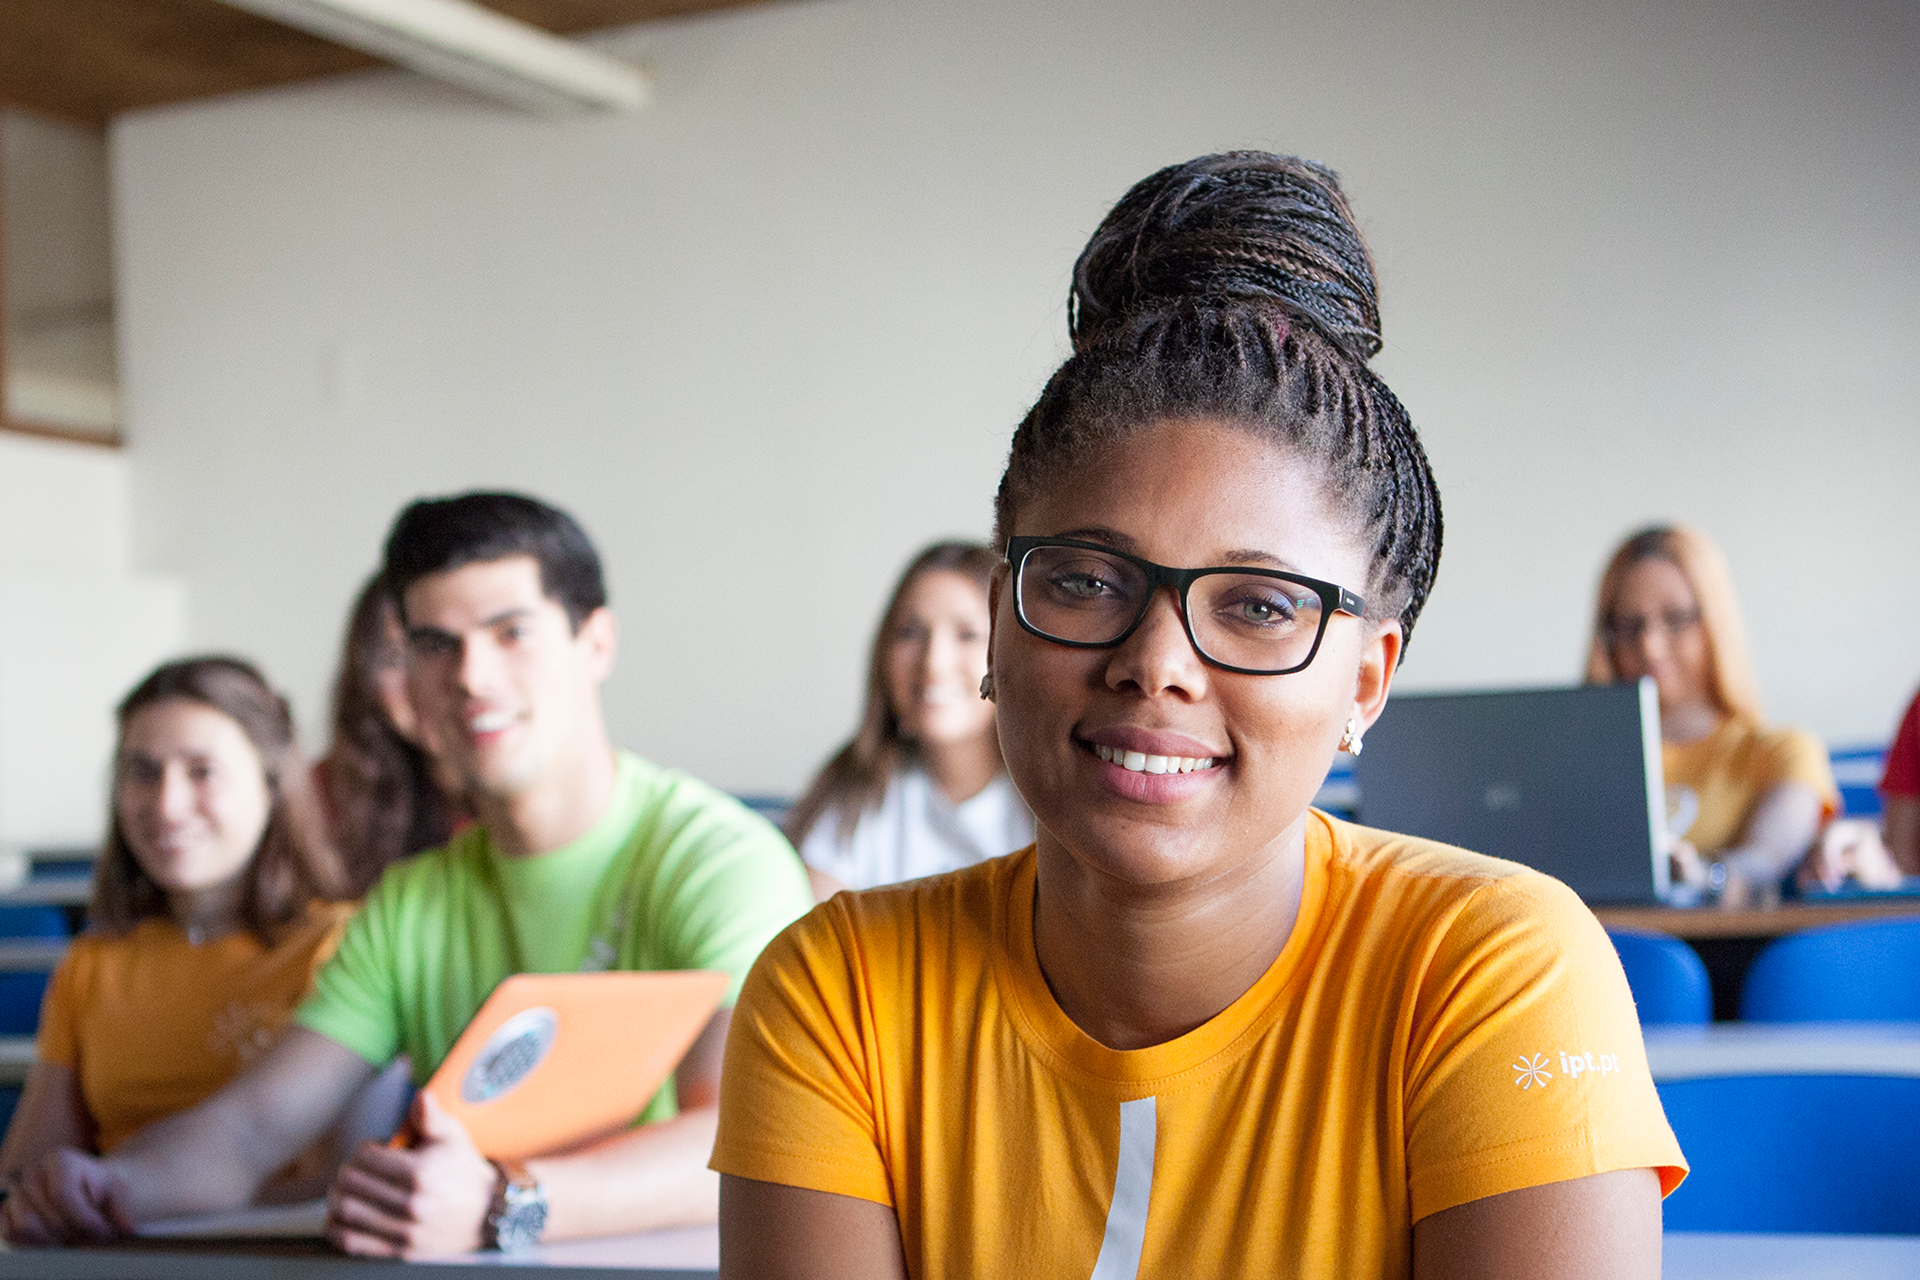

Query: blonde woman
[1584,526,1870,898]
[786,542,1032,892]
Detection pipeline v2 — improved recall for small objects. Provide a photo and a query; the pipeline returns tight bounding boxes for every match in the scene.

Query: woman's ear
[984,563,1011,688]
[1352,619,1403,734]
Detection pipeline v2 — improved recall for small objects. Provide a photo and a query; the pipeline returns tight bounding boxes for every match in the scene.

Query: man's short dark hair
[383,492,607,630]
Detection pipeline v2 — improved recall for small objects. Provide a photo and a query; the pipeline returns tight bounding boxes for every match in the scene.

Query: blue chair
[1830,745,1888,819]
[1607,928,1711,1025]
[0,904,68,939]
[1741,918,1920,1022]
[1659,1074,1920,1232]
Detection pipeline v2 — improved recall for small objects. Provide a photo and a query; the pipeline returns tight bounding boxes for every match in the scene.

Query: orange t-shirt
[35,905,354,1152]
[1663,717,1839,857]
[714,812,1685,1278]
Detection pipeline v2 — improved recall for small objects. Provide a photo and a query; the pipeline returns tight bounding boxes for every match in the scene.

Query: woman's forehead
[1016,420,1365,576]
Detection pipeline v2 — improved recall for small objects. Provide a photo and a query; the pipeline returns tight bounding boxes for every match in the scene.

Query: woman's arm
[1885,796,1920,877]
[0,1062,91,1183]
[1413,1168,1661,1280]
[1718,781,1825,888]
[719,1176,907,1280]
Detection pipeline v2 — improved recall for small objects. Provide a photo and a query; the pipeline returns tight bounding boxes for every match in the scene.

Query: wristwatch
[484,1159,548,1254]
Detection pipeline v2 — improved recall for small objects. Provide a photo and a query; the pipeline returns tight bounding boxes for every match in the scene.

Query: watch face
[493,1189,549,1253]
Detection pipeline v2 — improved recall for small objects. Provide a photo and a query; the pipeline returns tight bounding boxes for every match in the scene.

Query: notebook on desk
[1355,681,1671,906]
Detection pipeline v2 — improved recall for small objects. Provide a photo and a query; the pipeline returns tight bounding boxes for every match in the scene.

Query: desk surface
[1596,897,1920,939]
[1665,1231,1920,1279]
[0,1224,718,1278]
[6,1229,1907,1277]
[1644,1021,1920,1080]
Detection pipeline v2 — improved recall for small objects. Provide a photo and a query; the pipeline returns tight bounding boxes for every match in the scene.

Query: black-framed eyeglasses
[1006,536,1367,676]
[1602,607,1702,647]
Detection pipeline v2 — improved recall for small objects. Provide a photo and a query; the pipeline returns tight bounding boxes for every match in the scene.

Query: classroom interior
[0,0,1917,1274]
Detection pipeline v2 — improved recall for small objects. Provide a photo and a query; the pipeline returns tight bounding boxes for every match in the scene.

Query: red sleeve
[1883,690,1920,799]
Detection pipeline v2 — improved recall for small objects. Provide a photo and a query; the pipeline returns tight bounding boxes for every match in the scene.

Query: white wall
[108,0,1920,797]
[0,434,186,847]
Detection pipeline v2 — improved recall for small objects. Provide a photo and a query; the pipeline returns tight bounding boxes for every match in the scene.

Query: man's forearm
[528,1105,721,1241]
[104,1028,378,1225]
[102,1098,284,1221]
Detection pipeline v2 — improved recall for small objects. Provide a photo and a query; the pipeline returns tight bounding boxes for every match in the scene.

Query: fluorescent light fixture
[217,0,652,113]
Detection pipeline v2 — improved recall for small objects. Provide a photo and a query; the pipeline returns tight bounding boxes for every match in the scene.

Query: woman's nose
[1106,588,1207,698]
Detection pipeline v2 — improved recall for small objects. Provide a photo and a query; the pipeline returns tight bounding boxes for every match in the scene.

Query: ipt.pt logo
[1512,1054,1552,1090]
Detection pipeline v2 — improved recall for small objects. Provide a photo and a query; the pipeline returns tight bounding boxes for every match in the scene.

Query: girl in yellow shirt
[0,657,353,1226]
[1583,526,1879,900]
[715,154,1683,1279]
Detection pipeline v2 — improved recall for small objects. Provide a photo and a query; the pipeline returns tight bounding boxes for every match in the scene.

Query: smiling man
[13,492,814,1257]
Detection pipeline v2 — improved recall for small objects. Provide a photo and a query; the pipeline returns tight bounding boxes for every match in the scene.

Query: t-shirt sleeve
[710,903,893,1206]
[291,884,402,1067]
[1403,873,1687,1222]
[33,946,87,1070]
[1761,727,1840,817]
[1882,691,1920,799]
[640,796,815,1007]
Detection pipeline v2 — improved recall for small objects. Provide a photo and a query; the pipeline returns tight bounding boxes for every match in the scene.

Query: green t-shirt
[295,752,812,1124]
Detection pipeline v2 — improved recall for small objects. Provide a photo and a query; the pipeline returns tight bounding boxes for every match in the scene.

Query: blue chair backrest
[1607,928,1711,1025]
[1741,918,1920,1022]
[1830,745,1887,819]
[0,971,49,1036]
[0,904,68,939]
[1659,1074,1920,1232]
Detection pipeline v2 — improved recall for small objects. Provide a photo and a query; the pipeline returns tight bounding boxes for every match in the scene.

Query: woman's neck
[1661,700,1726,745]
[169,876,245,944]
[918,732,1003,806]
[1031,817,1308,1051]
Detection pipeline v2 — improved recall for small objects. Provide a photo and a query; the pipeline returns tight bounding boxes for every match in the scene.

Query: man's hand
[325,1091,498,1259]
[2,1149,136,1245]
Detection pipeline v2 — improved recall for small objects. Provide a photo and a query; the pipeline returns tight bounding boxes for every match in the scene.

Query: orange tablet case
[415,969,729,1161]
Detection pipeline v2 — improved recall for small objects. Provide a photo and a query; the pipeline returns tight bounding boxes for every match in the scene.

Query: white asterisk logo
[1512,1054,1553,1090]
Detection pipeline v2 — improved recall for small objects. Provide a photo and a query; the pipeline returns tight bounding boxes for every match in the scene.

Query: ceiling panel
[0,0,777,126]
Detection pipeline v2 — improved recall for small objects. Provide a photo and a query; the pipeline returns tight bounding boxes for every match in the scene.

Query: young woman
[786,542,1033,892]
[0,658,354,1231]
[1584,526,1865,899]
[714,153,1683,1279]
[315,573,463,895]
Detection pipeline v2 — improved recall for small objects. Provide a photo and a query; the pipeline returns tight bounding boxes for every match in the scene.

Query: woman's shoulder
[758,850,1020,985]
[1317,814,1595,943]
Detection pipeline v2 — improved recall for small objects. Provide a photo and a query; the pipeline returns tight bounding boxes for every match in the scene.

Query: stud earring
[1339,713,1364,756]
[979,673,996,702]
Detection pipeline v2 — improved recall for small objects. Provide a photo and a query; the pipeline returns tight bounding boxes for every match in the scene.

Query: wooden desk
[1595,898,1920,940]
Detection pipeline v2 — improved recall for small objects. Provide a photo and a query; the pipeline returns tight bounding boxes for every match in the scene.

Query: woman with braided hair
[713,153,1684,1278]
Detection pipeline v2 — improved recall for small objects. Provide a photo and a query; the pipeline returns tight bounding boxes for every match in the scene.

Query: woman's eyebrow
[1220,548,1302,571]
[1051,526,1136,550]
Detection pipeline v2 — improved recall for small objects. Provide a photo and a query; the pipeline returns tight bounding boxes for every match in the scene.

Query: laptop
[1353,680,1669,905]
[417,969,730,1161]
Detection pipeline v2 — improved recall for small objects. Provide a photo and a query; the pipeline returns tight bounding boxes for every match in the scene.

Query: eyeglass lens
[1017,544,1327,672]
[1606,608,1701,644]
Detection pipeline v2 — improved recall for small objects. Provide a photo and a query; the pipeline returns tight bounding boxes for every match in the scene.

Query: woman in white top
[787,542,1034,891]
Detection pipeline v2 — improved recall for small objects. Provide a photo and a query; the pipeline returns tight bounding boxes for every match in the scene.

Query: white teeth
[1091,743,1217,775]
[470,711,514,733]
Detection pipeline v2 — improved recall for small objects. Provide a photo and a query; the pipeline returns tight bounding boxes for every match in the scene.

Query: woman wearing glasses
[1583,526,1882,899]
[714,153,1684,1278]
[785,542,1032,893]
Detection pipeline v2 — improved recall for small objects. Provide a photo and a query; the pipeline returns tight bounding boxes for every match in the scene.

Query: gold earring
[1339,713,1364,756]
[979,673,996,702]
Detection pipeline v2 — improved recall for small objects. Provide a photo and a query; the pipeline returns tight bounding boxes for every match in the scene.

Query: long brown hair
[1583,524,1764,725]
[785,542,1000,847]
[93,657,345,944]
[317,573,457,894]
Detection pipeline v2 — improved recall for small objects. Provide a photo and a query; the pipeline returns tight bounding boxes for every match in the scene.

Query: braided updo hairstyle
[993,151,1443,654]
